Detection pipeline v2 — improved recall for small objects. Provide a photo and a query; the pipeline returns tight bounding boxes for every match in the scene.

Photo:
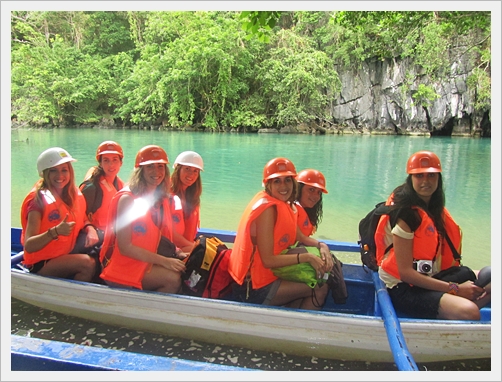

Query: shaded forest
[10,11,491,135]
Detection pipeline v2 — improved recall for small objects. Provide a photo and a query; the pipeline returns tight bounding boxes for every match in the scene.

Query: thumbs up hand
[56,214,75,236]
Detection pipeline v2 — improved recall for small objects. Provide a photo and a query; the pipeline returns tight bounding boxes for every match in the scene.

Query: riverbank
[10,121,483,137]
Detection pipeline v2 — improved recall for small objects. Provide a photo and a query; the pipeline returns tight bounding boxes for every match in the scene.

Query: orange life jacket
[80,174,124,232]
[20,186,86,265]
[379,207,439,279]
[295,202,314,237]
[228,191,297,289]
[99,188,173,289]
[440,208,462,269]
[375,189,463,275]
[170,194,200,241]
[374,194,398,266]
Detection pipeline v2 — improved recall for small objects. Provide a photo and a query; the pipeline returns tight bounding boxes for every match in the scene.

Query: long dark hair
[296,182,323,230]
[170,165,202,217]
[391,174,446,235]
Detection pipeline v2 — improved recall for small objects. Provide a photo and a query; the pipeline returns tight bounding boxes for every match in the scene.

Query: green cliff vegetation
[11,11,490,130]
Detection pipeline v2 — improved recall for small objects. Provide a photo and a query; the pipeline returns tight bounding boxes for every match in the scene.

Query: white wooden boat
[10,227,490,367]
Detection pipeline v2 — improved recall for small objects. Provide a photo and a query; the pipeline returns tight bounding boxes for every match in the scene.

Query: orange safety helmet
[406,151,442,174]
[296,169,328,193]
[96,141,123,161]
[135,145,169,167]
[263,157,297,183]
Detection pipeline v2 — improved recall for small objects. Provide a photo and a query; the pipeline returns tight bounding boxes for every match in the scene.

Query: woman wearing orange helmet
[20,147,98,281]
[99,145,185,293]
[228,157,333,310]
[375,151,490,320]
[80,141,125,234]
[295,169,328,237]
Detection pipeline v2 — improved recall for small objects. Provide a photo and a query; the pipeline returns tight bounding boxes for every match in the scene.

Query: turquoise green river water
[10,128,492,270]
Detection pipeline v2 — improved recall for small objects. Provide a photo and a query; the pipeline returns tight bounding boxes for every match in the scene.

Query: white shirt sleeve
[391,223,414,240]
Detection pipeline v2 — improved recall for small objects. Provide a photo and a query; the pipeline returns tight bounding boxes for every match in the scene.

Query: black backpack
[80,179,104,216]
[358,202,396,272]
[80,176,122,216]
[181,235,231,298]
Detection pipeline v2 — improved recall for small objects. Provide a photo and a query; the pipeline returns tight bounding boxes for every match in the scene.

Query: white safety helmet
[173,151,204,171]
[36,147,77,177]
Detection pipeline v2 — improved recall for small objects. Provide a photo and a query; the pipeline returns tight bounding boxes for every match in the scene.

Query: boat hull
[11,335,254,371]
[11,268,490,363]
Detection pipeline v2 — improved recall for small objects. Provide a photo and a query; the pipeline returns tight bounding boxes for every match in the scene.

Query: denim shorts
[232,279,281,305]
[388,266,476,319]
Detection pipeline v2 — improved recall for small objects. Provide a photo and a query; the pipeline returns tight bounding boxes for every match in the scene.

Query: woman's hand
[55,214,76,236]
[175,248,189,260]
[84,224,100,247]
[318,243,333,273]
[457,281,485,301]
[160,256,186,273]
[306,253,327,279]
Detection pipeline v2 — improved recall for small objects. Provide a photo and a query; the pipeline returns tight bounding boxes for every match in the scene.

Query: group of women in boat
[19,143,491,320]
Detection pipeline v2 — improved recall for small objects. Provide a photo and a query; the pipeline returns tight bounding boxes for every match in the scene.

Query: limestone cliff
[328,56,490,137]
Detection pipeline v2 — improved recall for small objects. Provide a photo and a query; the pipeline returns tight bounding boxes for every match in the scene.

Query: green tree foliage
[412,84,441,108]
[257,29,341,126]
[10,11,490,128]
[11,11,135,125]
[239,11,281,43]
[115,11,261,129]
[81,11,135,56]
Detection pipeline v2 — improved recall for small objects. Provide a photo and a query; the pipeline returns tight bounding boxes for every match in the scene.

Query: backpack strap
[377,204,397,256]
[384,243,393,255]
[80,180,103,216]
[444,232,462,262]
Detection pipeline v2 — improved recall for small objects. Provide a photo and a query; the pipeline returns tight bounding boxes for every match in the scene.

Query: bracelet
[47,227,58,240]
[317,241,325,249]
[54,226,59,236]
[297,253,300,264]
[447,282,459,295]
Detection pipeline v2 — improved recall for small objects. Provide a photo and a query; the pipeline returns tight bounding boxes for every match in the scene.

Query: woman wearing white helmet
[169,151,204,252]
[20,147,99,281]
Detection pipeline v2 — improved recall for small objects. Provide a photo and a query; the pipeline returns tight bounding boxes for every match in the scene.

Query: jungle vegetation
[10,11,491,130]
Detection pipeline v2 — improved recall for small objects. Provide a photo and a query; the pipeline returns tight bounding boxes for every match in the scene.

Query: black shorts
[388,266,476,319]
[26,259,50,274]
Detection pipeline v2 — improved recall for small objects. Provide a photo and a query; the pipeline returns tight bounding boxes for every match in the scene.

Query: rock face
[330,57,491,137]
